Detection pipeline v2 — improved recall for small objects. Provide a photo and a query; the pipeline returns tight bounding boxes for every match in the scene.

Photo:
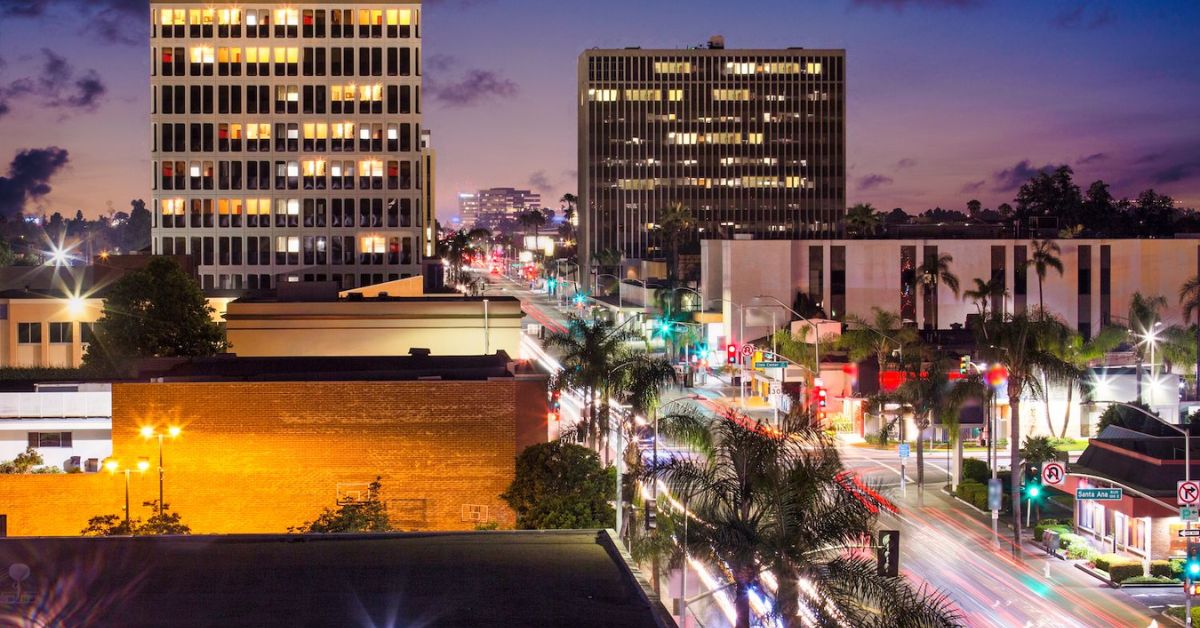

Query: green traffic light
[1028,485,1041,499]
[1190,562,1200,577]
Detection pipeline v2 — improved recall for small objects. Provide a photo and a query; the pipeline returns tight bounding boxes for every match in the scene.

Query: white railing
[0,392,112,419]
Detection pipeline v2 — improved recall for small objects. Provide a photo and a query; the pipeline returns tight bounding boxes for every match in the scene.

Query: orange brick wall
[0,379,547,536]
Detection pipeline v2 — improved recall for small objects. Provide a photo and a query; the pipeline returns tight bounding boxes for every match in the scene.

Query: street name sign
[1076,488,1123,500]
[1179,480,1200,506]
[1041,462,1066,486]
[755,361,788,369]
[898,444,910,459]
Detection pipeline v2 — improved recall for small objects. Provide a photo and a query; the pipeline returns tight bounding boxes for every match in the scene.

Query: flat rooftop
[0,531,670,627]
[134,352,530,382]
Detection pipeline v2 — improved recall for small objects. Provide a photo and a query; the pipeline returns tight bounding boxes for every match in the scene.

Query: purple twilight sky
[0,0,1197,221]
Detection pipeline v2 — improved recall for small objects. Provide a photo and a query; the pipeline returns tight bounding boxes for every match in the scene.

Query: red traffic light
[727,344,738,362]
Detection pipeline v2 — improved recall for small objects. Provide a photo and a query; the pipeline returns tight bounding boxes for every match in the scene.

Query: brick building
[0,354,549,536]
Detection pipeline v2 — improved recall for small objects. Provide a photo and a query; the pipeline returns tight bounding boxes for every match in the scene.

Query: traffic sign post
[898,444,910,459]
[1041,462,1065,486]
[1180,481,1200,506]
[1180,528,1200,537]
[740,344,754,358]
[1185,507,1200,522]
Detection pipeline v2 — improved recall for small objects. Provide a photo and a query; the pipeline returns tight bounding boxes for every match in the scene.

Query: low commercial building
[0,383,112,470]
[0,353,550,536]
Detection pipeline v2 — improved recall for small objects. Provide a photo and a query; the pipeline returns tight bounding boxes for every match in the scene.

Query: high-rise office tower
[150,3,425,291]
[458,193,480,228]
[577,38,845,276]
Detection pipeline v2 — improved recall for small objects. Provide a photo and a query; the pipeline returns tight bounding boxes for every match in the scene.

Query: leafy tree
[1096,401,1155,433]
[1124,293,1190,404]
[1020,435,1060,469]
[1045,325,1124,437]
[1026,239,1064,317]
[657,203,696,282]
[501,442,615,529]
[0,447,44,473]
[962,276,1006,321]
[0,239,14,267]
[82,501,191,536]
[1014,165,1083,230]
[293,477,392,533]
[123,199,152,252]
[1180,275,1200,399]
[841,307,916,391]
[83,257,226,371]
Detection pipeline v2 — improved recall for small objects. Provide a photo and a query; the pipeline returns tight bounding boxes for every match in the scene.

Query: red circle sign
[741,344,754,357]
[1041,462,1065,486]
[1179,481,1200,505]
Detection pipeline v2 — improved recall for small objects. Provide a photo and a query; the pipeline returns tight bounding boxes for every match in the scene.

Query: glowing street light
[104,458,150,529]
[141,426,182,515]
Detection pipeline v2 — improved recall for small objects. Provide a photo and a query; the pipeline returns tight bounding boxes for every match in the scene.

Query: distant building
[149,2,427,291]
[578,37,846,275]
[459,187,542,232]
[458,192,481,228]
[0,383,112,471]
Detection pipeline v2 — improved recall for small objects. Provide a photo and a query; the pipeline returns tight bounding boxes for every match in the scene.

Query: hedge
[1167,606,1200,625]
[1150,560,1178,579]
[962,458,990,484]
[1108,563,1145,583]
[1033,519,1071,542]
[1121,575,1175,585]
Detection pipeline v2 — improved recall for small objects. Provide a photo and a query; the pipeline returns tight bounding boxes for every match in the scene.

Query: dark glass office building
[578,40,845,273]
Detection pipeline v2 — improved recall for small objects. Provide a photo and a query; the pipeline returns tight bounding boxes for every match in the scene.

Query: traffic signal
[960,354,970,375]
[547,277,557,293]
[644,498,657,531]
[817,386,828,408]
[1187,541,1200,582]
[877,530,900,577]
[547,390,561,423]
[727,344,739,364]
[1024,465,1042,501]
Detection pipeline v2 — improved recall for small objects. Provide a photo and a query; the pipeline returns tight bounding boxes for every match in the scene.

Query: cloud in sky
[426,69,518,107]
[991,159,1061,192]
[960,180,986,194]
[0,49,107,118]
[858,174,895,190]
[895,157,917,170]
[1053,3,1115,30]
[0,0,149,45]
[528,170,554,191]
[1076,152,1108,165]
[0,147,70,217]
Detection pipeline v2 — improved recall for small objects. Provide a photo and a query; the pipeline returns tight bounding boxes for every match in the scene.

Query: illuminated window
[587,89,618,102]
[303,123,328,139]
[162,199,185,215]
[358,85,383,102]
[274,48,299,64]
[666,132,698,145]
[624,89,660,102]
[190,47,215,64]
[360,236,387,254]
[359,159,384,178]
[247,123,270,140]
[618,179,658,190]
[274,8,299,26]
[713,89,751,101]
[653,61,691,74]
[806,62,823,75]
[218,9,242,25]
[302,160,327,177]
[724,62,757,75]
[276,236,300,254]
[387,9,412,25]
[747,133,764,145]
[359,9,383,25]
[247,199,270,216]
[332,85,357,102]
[332,122,355,139]
[160,9,185,26]
[762,62,801,74]
[667,89,683,102]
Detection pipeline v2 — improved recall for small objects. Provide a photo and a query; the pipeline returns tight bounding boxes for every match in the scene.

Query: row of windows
[157,46,415,78]
[156,84,417,116]
[156,122,417,154]
[614,176,815,190]
[160,235,416,267]
[17,322,89,344]
[158,197,419,230]
[28,432,73,448]
[155,8,418,40]
[204,272,406,291]
[587,88,831,102]
[156,159,417,192]
[587,56,843,82]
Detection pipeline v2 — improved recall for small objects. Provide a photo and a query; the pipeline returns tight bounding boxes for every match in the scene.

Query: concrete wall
[225,298,524,358]
[0,379,548,536]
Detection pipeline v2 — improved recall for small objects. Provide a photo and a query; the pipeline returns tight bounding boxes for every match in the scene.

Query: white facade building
[0,384,112,471]
[150,2,425,291]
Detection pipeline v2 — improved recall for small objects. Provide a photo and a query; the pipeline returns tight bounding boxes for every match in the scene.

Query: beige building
[701,238,1200,345]
[0,291,103,368]
[225,292,523,358]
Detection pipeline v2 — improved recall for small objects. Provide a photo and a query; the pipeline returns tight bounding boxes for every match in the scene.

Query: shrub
[962,458,990,484]
[1171,558,1186,578]
[1121,575,1175,585]
[1149,560,1178,579]
[1094,553,1141,575]
[1167,606,1200,625]
[1107,563,1145,583]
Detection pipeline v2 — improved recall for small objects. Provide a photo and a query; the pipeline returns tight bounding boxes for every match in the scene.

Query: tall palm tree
[650,409,960,628]
[844,203,882,239]
[518,209,547,255]
[916,253,960,331]
[1128,292,1168,404]
[841,307,916,391]
[1180,276,1200,399]
[977,313,1076,546]
[944,372,990,491]
[1026,239,1064,318]
[594,247,623,281]
[544,314,640,448]
[657,203,696,282]
[896,355,960,491]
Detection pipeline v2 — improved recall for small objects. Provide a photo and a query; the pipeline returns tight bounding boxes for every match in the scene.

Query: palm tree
[544,314,640,448]
[438,227,491,285]
[844,203,882,239]
[916,253,960,331]
[896,355,959,491]
[518,209,547,255]
[594,247,623,281]
[657,203,696,282]
[962,276,1006,322]
[841,307,916,391]
[650,409,960,628]
[1128,293,1168,404]
[1026,239,1063,318]
[1045,325,1124,437]
[1180,276,1200,399]
[977,313,1077,545]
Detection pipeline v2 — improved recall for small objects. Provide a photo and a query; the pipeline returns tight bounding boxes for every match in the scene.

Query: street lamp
[140,425,182,516]
[707,298,747,406]
[595,273,623,310]
[1139,321,1164,405]
[753,294,821,375]
[104,457,150,529]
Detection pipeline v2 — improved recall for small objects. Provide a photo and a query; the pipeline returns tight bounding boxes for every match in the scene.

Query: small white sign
[741,344,755,358]
[1042,462,1066,486]
[1179,480,1200,506]
[769,381,782,395]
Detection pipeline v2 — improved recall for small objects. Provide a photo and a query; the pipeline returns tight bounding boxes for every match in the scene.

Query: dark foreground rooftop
[0,531,670,627]
[134,352,529,382]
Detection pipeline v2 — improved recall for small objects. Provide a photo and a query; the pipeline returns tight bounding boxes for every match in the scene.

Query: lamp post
[595,273,623,310]
[607,359,641,541]
[1141,322,1164,406]
[707,298,747,406]
[753,295,820,375]
[104,457,150,529]
[140,426,181,516]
